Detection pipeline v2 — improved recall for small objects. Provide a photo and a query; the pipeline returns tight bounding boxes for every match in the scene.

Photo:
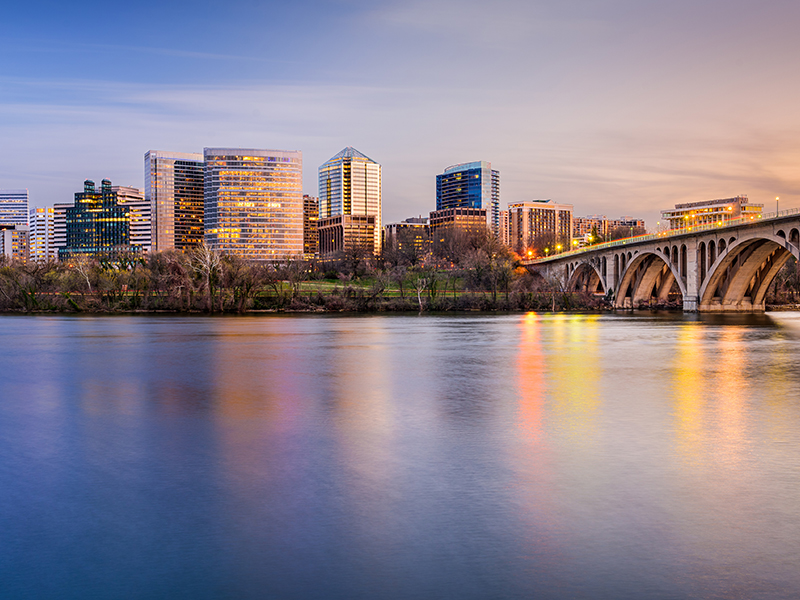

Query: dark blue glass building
[436,161,500,234]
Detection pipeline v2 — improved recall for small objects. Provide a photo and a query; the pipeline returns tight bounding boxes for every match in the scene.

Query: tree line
[2,226,796,313]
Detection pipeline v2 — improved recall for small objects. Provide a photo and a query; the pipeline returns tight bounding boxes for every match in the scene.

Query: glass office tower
[0,190,29,226]
[204,148,303,260]
[59,179,134,259]
[318,147,382,256]
[145,150,204,252]
[435,161,500,235]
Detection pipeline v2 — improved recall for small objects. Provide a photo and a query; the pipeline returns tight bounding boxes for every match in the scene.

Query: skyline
[2,0,800,227]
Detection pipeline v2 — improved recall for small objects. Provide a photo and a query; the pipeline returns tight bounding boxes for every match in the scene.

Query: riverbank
[0,288,608,314]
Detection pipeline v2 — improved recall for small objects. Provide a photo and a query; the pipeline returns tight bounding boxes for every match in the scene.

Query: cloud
[2,65,800,227]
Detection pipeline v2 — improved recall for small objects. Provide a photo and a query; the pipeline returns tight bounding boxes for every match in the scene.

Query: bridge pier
[683,296,699,312]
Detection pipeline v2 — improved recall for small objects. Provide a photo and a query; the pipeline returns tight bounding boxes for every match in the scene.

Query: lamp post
[776,196,780,215]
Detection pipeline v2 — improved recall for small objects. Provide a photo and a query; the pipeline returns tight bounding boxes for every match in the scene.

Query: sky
[2,0,800,227]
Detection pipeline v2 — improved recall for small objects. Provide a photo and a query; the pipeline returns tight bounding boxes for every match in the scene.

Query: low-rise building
[0,224,30,262]
[661,196,762,230]
[318,214,377,258]
[429,207,487,256]
[384,217,432,262]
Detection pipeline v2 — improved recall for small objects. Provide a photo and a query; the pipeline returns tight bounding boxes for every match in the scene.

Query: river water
[1,312,800,599]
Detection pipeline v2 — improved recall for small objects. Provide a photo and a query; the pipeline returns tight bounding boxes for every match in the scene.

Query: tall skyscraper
[318,147,382,256]
[29,207,56,262]
[0,190,29,226]
[59,179,135,259]
[436,162,500,235]
[145,150,204,252]
[204,148,303,260]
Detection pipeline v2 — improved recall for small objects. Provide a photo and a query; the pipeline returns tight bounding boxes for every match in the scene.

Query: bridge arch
[566,261,606,294]
[699,233,800,311]
[615,251,686,309]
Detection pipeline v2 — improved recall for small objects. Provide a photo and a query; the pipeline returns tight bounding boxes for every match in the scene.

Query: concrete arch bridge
[527,210,800,312]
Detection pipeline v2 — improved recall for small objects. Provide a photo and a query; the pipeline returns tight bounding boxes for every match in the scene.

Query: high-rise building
[204,148,303,260]
[145,150,204,252]
[507,200,573,256]
[0,224,29,262]
[59,179,135,260]
[29,207,56,262]
[52,203,71,258]
[0,190,29,226]
[436,162,500,235]
[113,186,151,253]
[318,147,382,256]
[661,196,761,230]
[303,194,319,258]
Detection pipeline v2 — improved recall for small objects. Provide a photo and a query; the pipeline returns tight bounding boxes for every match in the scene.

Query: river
[1,312,800,599]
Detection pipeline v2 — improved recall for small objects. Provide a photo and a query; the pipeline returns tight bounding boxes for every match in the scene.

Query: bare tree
[191,243,222,312]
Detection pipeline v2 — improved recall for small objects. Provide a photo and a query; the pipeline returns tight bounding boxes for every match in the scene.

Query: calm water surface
[2,312,800,599]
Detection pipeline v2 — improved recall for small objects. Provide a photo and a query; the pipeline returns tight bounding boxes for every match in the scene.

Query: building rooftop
[326,146,377,163]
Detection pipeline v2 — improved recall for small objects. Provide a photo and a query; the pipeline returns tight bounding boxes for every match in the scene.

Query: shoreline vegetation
[1,241,799,314]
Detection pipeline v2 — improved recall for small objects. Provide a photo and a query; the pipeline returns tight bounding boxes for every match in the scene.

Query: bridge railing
[531,208,800,263]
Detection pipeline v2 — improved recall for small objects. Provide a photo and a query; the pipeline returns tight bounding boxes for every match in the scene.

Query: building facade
[661,196,762,230]
[303,194,319,258]
[499,209,510,248]
[59,179,135,259]
[573,215,609,241]
[383,217,432,261]
[318,215,378,258]
[429,207,488,257]
[436,161,500,235]
[0,190,29,226]
[145,150,205,252]
[29,207,56,262]
[113,186,151,253]
[318,147,382,257]
[507,200,573,256]
[204,148,303,260]
[52,203,71,258]
[0,224,29,262]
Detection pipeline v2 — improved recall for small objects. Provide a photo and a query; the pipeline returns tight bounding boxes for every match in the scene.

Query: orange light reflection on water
[672,324,706,463]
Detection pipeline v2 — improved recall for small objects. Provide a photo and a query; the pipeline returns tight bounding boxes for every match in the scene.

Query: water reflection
[713,328,749,470]
[516,312,546,443]
[672,323,706,461]
[547,314,602,445]
[3,314,800,599]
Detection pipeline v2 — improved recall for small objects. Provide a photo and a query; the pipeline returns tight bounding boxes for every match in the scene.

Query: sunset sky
[2,0,799,226]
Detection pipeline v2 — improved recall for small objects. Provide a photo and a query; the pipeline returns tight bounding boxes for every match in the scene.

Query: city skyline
[2,1,799,228]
